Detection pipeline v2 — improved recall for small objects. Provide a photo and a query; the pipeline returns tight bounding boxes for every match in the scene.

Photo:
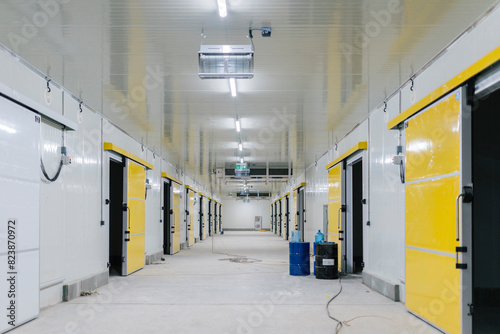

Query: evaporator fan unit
[199,45,254,79]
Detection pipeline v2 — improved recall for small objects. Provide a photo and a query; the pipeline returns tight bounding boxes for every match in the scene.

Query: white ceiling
[0,0,497,194]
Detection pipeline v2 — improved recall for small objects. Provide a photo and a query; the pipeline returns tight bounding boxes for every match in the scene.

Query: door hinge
[468,303,474,316]
[462,186,473,203]
[121,256,125,263]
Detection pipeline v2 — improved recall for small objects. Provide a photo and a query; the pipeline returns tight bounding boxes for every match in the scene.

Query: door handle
[123,204,131,231]
[455,186,472,270]
[455,186,473,242]
[337,205,346,229]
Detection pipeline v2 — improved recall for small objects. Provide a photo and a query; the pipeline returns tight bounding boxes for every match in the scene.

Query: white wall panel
[39,121,65,307]
[222,199,271,229]
[367,108,406,297]
[145,157,162,255]
[303,155,329,242]
[0,96,40,331]
[10,58,63,116]
[476,6,500,58]
[0,49,11,86]
[102,119,147,162]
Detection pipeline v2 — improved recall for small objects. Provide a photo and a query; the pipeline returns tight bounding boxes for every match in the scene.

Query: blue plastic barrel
[289,242,310,276]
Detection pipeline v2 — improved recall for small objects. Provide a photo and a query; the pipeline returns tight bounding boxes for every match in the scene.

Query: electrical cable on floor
[341,315,413,333]
[211,232,245,259]
[326,273,345,334]
[326,273,413,334]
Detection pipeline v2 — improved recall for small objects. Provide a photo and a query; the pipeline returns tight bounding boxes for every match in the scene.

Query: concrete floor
[14,232,442,334]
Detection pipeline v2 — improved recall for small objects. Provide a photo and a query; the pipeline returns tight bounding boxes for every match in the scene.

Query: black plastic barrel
[289,242,310,276]
[315,242,338,279]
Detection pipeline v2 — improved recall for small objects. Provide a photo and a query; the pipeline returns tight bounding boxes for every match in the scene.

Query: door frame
[461,83,473,334]
[285,195,290,240]
[297,186,305,242]
[107,152,125,274]
[162,179,173,254]
[345,152,364,273]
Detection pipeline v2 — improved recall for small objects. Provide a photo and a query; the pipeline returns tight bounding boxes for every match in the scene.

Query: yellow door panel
[127,234,145,274]
[128,198,146,235]
[172,183,181,253]
[173,206,181,253]
[128,161,146,199]
[404,89,463,333]
[125,160,145,275]
[328,201,341,236]
[328,200,342,271]
[405,92,461,183]
[406,175,460,253]
[406,248,460,334]
[328,164,342,201]
[173,184,181,207]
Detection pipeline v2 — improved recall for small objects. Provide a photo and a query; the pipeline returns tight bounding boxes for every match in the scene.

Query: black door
[472,85,500,333]
[163,181,172,254]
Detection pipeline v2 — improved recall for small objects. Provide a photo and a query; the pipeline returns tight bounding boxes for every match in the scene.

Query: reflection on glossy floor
[15,232,441,334]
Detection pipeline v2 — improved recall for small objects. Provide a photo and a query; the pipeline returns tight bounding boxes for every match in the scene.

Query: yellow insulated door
[172,182,181,254]
[188,189,195,246]
[124,160,146,275]
[405,89,466,334]
[327,163,344,271]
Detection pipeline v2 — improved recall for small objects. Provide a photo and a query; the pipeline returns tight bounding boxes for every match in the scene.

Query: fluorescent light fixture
[238,143,243,151]
[217,0,227,17]
[230,78,237,97]
[235,118,241,132]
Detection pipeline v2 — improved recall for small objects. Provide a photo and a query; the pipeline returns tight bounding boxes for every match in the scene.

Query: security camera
[261,27,271,37]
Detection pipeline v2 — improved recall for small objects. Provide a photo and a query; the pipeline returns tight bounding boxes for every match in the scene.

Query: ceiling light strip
[235,117,241,132]
[230,78,237,97]
[217,0,227,17]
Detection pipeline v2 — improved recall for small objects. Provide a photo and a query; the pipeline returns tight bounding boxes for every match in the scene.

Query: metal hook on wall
[79,101,83,113]
[46,78,51,93]
[384,101,387,113]
[410,78,415,92]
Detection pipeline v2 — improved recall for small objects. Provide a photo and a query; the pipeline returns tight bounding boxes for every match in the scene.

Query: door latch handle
[456,186,473,241]
[338,205,346,229]
[456,246,468,269]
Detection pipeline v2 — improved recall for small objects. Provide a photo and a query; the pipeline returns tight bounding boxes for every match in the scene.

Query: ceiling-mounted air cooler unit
[199,45,254,79]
